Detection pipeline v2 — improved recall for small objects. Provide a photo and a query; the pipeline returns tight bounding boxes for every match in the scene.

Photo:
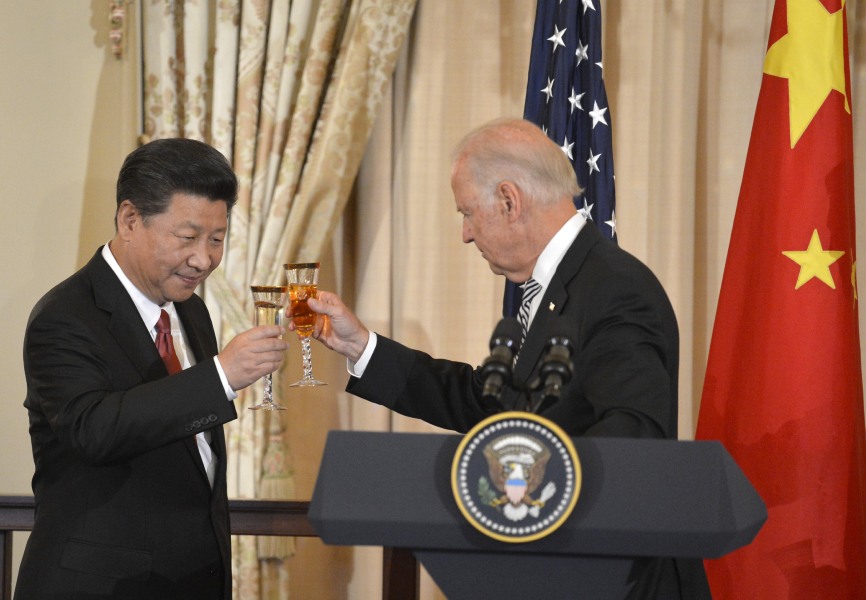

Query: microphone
[532,320,576,414]
[480,318,522,406]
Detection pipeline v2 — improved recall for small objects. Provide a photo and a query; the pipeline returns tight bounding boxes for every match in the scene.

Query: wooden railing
[0,495,417,600]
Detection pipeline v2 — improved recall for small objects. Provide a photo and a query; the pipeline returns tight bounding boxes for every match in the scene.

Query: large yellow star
[763,0,848,148]
[782,229,845,289]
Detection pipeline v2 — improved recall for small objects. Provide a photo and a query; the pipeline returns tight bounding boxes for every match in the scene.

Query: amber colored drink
[290,284,317,337]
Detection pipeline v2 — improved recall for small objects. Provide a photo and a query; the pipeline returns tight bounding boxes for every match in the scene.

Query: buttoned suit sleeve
[23,261,236,466]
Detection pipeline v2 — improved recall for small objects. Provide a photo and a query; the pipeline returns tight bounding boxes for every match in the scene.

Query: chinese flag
[695,0,866,598]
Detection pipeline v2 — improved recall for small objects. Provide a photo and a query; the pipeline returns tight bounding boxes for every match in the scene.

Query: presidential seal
[451,411,581,543]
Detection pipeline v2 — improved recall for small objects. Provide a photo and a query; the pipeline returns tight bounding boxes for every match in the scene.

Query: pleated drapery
[141,1,416,597]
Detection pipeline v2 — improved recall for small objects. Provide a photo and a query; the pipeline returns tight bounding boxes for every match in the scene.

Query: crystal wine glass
[248,285,289,410]
[284,262,326,387]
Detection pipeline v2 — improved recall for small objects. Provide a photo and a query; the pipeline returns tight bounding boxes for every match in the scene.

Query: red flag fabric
[696,0,866,598]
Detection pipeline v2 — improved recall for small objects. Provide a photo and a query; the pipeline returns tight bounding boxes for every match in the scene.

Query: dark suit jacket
[347,224,710,599]
[16,249,237,600]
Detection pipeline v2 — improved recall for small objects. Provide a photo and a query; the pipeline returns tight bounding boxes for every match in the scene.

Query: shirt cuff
[348,332,378,378]
[213,356,239,400]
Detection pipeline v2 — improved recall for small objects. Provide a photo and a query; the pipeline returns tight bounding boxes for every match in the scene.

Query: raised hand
[218,325,288,391]
[298,291,370,364]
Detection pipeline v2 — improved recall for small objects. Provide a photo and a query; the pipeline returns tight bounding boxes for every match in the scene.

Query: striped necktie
[155,309,183,375]
[517,278,542,344]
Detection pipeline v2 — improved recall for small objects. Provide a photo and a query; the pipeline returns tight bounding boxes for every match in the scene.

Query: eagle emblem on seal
[479,434,557,522]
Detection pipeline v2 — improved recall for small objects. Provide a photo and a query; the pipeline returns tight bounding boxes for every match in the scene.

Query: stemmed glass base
[290,337,326,387]
[249,373,288,410]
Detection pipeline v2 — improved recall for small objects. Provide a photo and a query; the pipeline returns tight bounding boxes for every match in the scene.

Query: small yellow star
[763,0,848,148]
[782,229,845,289]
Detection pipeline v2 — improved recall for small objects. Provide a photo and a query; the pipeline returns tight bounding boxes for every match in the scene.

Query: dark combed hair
[115,138,238,220]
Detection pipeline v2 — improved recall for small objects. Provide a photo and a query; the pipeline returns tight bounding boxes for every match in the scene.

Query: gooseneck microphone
[480,318,523,407]
[531,319,576,414]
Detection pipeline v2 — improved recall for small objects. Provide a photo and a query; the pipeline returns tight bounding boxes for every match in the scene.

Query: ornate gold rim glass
[284,262,326,387]
[249,285,289,410]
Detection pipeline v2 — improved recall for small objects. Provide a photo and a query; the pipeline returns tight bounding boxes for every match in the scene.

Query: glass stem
[301,338,314,381]
[263,372,274,405]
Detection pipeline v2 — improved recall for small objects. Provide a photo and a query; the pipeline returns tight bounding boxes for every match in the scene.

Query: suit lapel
[513,224,603,387]
[176,299,219,362]
[87,250,166,380]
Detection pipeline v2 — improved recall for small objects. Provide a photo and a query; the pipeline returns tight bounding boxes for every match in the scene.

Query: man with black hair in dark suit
[17,138,288,599]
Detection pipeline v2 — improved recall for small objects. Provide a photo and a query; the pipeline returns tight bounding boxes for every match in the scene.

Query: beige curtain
[140,1,416,598]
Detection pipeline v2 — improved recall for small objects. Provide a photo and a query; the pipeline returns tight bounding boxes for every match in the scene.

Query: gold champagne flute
[249,285,289,410]
[284,262,326,387]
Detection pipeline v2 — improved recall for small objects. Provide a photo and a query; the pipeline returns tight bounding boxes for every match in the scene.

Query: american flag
[504,0,616,316]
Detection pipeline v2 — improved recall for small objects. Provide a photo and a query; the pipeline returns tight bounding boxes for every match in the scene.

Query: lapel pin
[549,302,555,311]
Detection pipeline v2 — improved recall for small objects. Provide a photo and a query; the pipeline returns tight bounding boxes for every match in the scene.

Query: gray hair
[452,118,583,205]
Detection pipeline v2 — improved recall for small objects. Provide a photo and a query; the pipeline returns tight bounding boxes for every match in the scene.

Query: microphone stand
[510,335,575,414]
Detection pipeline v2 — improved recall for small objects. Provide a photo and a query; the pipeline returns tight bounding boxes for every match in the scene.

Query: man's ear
[497,180,522,222]
[115,200,140,238]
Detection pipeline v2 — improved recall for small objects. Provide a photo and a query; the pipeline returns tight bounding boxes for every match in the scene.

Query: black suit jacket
[347,224,710,599]
[16,249,237,600]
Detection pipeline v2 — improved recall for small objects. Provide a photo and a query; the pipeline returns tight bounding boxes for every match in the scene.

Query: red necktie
[155,309,183,375]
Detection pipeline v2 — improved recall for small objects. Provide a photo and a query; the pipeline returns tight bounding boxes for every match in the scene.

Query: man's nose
[188,241,212,270]
[462,220,473,244]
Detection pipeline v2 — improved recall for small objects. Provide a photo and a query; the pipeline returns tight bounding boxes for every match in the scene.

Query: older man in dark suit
[16,139,288,599]
[295,118,710,599]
